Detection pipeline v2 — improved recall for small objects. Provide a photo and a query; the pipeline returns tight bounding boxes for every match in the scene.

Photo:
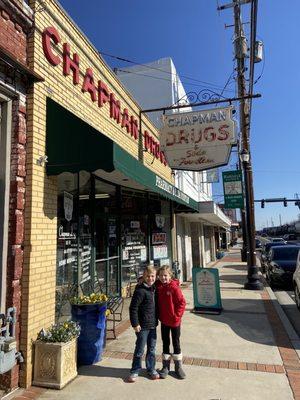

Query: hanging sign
[160,106,236,171]
[222,170,244,209]
[192,267,222,314]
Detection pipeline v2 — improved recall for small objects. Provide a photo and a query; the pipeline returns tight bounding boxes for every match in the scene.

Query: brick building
[0,0,198,389]
[0,0,42,392]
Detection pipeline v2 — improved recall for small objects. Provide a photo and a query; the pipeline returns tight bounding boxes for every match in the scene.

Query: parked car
[260,241,287,272]
[283,234,300,244]
[265,245,300,287]
[271,237,287,244]
[293,252,300,310]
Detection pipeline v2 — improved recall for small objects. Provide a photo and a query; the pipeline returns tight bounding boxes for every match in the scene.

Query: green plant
[71,293,108,305]
[37,321,80,343]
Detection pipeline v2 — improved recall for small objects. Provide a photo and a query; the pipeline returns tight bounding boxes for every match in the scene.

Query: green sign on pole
[222,170,244,209]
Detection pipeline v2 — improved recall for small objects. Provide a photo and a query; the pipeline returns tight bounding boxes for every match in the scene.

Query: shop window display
[56,172,79,322]
[94,178,119,295]
[150,199,172,268]
[121,192,148,295]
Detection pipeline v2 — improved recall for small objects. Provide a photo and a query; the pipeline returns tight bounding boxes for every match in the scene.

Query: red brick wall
[0,8,27,64]
[0,100,27,391]
[0,1,29,391]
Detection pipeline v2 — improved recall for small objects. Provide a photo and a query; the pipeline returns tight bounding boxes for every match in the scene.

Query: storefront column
[199,223,206,268]
[211,230,216,261]
[171,202,177,264]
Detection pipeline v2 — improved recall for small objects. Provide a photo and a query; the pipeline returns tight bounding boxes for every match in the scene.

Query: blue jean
[130,328,157,375]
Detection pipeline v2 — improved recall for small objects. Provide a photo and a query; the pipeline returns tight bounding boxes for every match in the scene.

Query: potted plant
[71,293,108,365]
[33,321,80,389]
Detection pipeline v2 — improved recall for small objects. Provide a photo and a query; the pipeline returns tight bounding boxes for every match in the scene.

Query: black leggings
[161,323,181,355]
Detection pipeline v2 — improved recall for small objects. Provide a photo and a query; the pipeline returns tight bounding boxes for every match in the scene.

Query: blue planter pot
[71,302,107,365]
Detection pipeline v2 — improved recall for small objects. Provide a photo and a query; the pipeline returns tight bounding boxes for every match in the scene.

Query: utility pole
[234,0,263,290]
[219,0,263,290]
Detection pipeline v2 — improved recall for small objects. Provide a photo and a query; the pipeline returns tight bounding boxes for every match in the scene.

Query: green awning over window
[46,98,198,211]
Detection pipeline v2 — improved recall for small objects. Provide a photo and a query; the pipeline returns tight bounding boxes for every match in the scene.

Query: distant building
[117,58,231,275]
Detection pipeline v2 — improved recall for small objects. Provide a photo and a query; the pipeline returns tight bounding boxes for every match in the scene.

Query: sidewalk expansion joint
[102,350,285,374]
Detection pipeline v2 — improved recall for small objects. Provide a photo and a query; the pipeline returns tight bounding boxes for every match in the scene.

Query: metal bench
[106,296,124,339]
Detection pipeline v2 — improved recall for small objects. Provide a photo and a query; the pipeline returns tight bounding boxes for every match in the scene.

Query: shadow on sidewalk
[191,296,295,351]
[78,365,128,380]
[221,264,247,271]
[78,365,160,381]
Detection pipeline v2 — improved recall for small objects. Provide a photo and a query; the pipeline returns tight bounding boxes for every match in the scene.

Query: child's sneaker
[147,370,160,380]
[127,373,138,383]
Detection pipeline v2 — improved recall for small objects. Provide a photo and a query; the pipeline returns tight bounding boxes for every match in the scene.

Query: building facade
[9,0,202,388]
[0,0,43,391]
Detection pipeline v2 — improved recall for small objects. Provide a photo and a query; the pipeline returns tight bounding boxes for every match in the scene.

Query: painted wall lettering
[42,26,167,166]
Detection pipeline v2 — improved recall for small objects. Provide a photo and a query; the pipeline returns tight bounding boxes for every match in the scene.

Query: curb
[265,285,300,359]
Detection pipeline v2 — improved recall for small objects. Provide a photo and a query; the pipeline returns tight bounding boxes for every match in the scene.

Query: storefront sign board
[192,267,222,314]
[160,106,236,171]
[222,170,244,209]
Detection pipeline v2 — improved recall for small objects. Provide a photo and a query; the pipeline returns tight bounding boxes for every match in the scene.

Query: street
[256,242,300,339]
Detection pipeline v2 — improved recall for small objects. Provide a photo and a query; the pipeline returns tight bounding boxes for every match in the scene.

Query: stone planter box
[33,338,77,389]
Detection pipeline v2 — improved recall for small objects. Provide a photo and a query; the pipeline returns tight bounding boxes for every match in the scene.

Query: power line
[115,68,235,91]
[100,50,235,93]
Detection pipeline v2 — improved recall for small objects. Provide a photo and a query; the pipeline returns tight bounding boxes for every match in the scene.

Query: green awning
[46,98,198,211]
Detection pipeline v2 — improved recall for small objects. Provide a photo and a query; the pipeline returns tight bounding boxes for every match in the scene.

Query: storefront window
[94,178,119,295]
[149,197,172,268]
[56,174,175,317]
[121,191,148,295]
[56,172,78,321]
[78,171,92,294]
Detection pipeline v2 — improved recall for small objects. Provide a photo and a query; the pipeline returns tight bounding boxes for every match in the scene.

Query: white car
[272,237,287,244]
[293,250,300,309]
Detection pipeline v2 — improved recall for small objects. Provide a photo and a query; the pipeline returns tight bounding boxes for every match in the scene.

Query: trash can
[71,302,107,365]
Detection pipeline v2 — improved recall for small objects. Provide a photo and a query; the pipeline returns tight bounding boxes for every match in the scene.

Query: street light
[240,148,264,290]
[239,148,250,163]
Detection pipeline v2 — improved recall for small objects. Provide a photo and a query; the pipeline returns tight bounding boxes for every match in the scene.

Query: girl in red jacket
[156,265,186,379]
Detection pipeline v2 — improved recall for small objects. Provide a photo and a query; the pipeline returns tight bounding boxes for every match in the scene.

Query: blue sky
[58,0,300,230]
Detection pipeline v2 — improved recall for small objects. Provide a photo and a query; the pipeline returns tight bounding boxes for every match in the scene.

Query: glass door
[94,178,120,296]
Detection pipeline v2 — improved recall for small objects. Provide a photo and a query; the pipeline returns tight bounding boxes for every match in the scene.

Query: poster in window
[63,192,73,222]
[153,245,168,259]
[152,232,167,245]
[155,214,165,228]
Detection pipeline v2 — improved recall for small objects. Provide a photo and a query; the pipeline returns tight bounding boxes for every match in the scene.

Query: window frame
[0,96,13,313]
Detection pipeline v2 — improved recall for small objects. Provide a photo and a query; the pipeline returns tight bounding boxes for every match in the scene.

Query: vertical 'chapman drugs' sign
[160,106,236,171]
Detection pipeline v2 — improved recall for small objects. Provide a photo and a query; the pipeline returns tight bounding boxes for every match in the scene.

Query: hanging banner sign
[222,170,244,209]
[160,106,236,171]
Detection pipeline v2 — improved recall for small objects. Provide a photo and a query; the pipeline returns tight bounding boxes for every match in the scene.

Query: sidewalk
[11,248,300,400]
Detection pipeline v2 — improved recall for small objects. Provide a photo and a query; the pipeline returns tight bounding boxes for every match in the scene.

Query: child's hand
[134,325,141,333]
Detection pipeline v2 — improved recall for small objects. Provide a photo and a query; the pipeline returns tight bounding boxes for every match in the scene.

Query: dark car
[265,245,300,287]
[283,233,300,244]
[260,242,287,272]
[255,239,262,249]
